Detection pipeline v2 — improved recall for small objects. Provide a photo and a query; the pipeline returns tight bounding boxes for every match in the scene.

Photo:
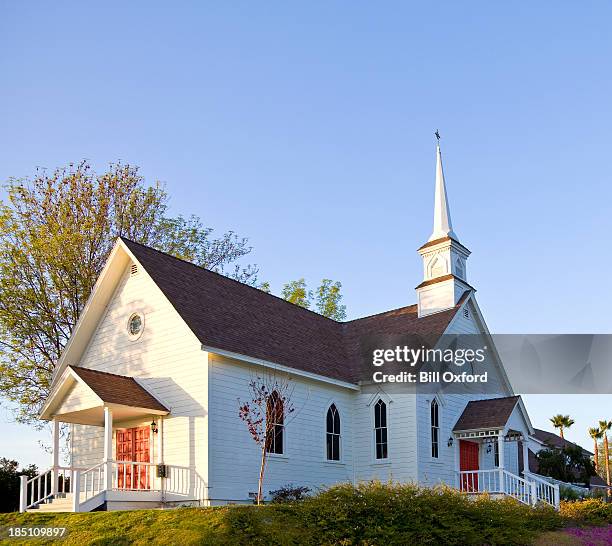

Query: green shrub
[559,485,583,501]
[297,481,563,545]
[269,484,311,503]
[8,482,611,546]
[559,498,612,526]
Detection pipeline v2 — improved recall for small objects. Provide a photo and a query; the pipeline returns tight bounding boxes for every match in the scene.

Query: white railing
[524,472,560,508]
[21,466,77,511]
[21,461,166,512]
[458,469,560,509]
[112,460,158,491]
[459,469,503,494]
[501,470,531,506]
[80,462,105,503]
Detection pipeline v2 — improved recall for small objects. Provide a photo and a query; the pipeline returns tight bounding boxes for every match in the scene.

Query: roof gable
[70,366,168,412]
[121,238,466,383]
[453,396,520,431]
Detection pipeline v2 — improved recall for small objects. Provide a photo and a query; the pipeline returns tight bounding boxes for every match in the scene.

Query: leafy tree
[314,279,346,321]
[280,278,346,320]
[0,161,257,424]
[0,458,38,512]
[281,279,310,309]
[536,445,595,487]
[550,414,574,439]
[258,281,271,294]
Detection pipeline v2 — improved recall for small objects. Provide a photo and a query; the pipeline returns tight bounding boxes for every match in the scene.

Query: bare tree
[238,372,297,504]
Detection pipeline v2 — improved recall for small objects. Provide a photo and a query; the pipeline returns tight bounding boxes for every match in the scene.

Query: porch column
[156,417,164,464]
[157,417,164,494]
[522,440,529,477]
[51,418,60,495]
[103,407,113,490]
[454,436,460,488]
[497,433,505,492]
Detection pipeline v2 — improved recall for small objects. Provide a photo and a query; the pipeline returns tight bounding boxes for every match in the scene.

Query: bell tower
[416,136,472,317]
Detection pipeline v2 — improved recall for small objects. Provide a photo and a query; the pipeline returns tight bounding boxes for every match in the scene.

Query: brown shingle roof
[121,238,467,384]
[453,396,520,431]
[534,428,593,456]
[417,236,470,254]
[70,366,168,412]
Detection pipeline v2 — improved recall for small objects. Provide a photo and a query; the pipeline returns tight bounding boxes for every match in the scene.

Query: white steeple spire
[429,141,457,242]
[416,134,471,317]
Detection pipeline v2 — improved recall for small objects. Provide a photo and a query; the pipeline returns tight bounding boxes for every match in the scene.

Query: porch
[452,397,560,509]
[21,366,205,512]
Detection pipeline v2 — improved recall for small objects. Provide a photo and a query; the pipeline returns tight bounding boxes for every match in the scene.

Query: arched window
[431,399,439,458]
[428,255,446,278]
[374,399,388,459]
[266,391,284,454]
[326,404,341,461]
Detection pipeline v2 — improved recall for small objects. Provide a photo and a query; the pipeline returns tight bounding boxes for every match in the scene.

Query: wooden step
[27,494,75,513]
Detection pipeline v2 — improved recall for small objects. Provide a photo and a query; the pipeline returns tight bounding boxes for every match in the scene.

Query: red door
[116,426,150,490]
[460,440,479,492]
[133,426,151,490]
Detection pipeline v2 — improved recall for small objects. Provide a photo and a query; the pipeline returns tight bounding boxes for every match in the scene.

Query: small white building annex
[22,143,561,512]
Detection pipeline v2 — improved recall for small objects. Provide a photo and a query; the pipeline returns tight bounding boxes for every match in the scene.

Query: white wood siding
[60,382,100,414]
[416,299,514,485]
[70,263,209,502]
[208,355,355,502]
[352,388,419,484]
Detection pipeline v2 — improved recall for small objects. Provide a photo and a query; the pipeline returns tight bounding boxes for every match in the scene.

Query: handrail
[524,471,560,508]
[501,470,531,506]
[458,469,503,494]
[20,461,163,513]
[458,469,559,509]
[24,467,53,509]
[23,465,77,510]
[81,462,106,503]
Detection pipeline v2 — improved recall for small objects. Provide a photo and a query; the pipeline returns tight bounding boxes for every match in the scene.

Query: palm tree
[588,426,603,472]
[550,414,575,439]
[598,420,612,485]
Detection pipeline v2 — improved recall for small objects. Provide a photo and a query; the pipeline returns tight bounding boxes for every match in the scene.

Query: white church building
[21,144,561,512]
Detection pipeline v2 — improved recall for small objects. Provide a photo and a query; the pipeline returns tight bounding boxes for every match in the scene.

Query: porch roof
[69,367,168,412]
[452,396,520,432]
[40,366,169,424]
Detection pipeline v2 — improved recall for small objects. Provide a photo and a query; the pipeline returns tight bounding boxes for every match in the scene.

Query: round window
[127,313,144,339]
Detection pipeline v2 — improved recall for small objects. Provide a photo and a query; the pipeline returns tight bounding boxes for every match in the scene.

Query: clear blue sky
[1,2,610,468]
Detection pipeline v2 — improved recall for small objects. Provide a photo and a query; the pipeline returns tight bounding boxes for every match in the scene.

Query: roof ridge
[120,237,465,327]
[344,304,418,324]
[466,395,520,404]
[71,365,134,380]
[120,237,343,324]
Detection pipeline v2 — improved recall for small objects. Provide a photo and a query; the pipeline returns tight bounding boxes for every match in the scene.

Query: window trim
[373,398,389,462]
[265,391,285,456]
[325,403,342,462]
[430,398,440,459]
[126,312,145,341]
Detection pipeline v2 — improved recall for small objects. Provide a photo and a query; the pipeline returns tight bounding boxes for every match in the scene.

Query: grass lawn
[0,483,610,545]
[0,506,309,546]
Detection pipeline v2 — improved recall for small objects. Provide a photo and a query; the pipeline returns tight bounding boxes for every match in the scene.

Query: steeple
[416,135,472,317]
[430,143,457,241]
